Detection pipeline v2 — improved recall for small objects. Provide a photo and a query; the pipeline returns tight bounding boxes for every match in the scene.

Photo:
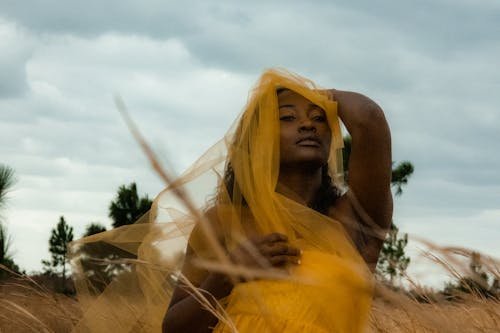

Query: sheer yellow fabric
[69,68,373,333]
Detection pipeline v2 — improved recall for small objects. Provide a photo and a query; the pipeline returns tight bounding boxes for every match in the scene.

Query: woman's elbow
[363,102,387,126]
[352,104,390,141]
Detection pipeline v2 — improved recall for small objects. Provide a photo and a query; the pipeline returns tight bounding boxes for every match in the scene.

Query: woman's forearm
[162,272,234,333]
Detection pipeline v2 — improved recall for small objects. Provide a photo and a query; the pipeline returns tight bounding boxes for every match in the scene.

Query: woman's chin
[280,156,327,170]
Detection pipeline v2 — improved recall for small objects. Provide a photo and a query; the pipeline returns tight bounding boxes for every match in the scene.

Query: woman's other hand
[229,232,302,270]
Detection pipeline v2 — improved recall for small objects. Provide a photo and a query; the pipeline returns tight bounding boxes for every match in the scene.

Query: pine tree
[0,165,15,207]
[391,161,415,196]
[84,222,107,236]
[76,181,152,295]
[376,223,410,286]
[108,182,152,228]
[0,223,20,278]
[43,216,74,286]
[0,165,19,278]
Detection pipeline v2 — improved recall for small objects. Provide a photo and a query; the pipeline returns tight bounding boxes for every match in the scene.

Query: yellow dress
[214,246,373,333]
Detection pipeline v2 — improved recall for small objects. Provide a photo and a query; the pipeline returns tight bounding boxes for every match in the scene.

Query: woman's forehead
[278,89,314,103]
[277,89,323,111]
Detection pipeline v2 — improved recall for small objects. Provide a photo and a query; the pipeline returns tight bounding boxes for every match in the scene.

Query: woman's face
[278,89,331,169]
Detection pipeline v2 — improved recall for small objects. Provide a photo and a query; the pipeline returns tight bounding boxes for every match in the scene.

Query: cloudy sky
[1,0,499,286]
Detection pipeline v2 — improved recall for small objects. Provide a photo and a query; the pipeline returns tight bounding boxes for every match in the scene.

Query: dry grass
[371,299,500,332]
[1,279,499,332]
[370,288,500,332]
[0,278,80,333]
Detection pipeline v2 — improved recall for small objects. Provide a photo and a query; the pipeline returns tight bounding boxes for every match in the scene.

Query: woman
[162,69,392,332]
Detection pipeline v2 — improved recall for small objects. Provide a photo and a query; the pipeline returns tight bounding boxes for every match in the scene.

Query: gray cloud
[0,19,35,97]
[0,0,201,37]
[2,0,497,83]
[339,0,500,45]
[0,61,28,97]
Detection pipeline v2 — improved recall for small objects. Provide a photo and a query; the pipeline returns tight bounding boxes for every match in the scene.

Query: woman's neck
[276,165,322,206]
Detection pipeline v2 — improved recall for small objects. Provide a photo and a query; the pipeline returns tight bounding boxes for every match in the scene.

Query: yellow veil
[69,68,373,333]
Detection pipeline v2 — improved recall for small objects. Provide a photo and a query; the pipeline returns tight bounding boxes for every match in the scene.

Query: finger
[269,255,301,267]
[263,243,301,257]
[269,255,289,266]
[260,232,288,244]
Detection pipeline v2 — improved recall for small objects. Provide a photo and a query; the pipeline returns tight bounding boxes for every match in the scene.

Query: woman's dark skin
[162,89,392,332]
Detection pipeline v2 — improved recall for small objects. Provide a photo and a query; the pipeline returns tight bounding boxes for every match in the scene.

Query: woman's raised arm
[329,89,393,231]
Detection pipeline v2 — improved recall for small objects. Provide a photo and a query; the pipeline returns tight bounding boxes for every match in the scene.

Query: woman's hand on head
[229,232,302,270]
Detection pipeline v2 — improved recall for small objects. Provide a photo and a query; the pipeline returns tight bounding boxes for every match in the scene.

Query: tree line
[1,151,413,289]
[41,183,153,292]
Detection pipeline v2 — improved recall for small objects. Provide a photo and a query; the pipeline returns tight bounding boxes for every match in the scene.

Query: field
[0,279,80,333]
[1,277,499,333]
[370,286,500,332]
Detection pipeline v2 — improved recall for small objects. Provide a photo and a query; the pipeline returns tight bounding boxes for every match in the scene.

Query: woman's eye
[280,115,295,121]
[312,115,326,122]
[310,106,326,122]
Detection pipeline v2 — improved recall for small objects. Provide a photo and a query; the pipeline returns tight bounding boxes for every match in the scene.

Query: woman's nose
[298,118,316,132]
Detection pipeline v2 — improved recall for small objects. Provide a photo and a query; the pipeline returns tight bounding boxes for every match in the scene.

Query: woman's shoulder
[189,205,225,246]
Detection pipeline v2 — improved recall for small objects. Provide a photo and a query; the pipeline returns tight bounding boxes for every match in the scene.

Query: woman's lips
[296,138,321,147]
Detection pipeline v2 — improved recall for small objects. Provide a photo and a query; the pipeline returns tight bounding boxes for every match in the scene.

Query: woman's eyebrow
[278,103,321,109]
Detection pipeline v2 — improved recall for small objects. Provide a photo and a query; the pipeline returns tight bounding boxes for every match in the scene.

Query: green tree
[75,184,151,294]
[391,161,415,196]
[376,223,410,285]
[109,182,152,228]
[0,165,16,207]
[0,223,20,278]
[74,222,113,293]
[342,136,414,285]
[0,165,20,278]
[84,222,107,236]
[42,216,74,285]
[377,159,414,285]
